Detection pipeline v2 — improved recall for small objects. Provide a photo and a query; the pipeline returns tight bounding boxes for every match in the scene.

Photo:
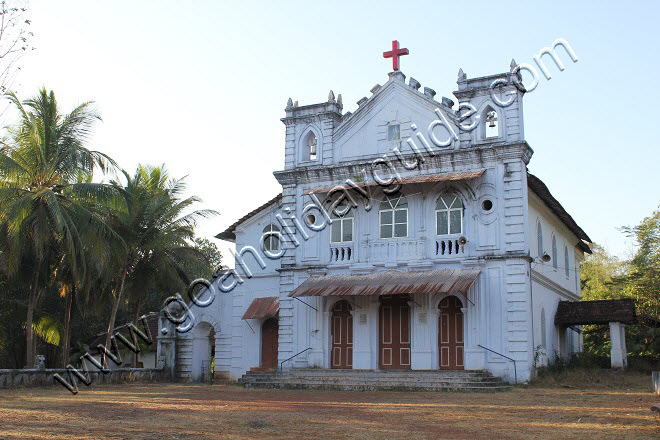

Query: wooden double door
[261,318,278,369]
[438,296,464,370]
[379,297,411,370]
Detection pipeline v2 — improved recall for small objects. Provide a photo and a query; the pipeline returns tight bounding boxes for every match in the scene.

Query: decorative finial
[328,90,335,103]
[293,100,298,108]
[409,77,421,90]
[286,98,293,109]
[441,97,455,109]
[337,94,343,106]
[423,87,436,99]
[458,68,466,81]
[510,58,517,71]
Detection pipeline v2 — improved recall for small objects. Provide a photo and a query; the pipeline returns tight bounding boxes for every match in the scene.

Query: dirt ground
[0,380,658,439]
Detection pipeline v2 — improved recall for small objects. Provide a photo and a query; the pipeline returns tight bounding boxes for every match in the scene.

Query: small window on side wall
[387,124,400,141]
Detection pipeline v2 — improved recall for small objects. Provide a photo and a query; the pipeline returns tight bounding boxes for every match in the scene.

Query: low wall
[0,367,168,389]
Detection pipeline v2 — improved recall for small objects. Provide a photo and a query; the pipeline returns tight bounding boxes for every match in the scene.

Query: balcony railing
[435,237,466,257]
[367,238,425,262]
[330,243,354,263]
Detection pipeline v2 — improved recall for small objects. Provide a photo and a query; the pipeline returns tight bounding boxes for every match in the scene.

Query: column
[609,322,626,368]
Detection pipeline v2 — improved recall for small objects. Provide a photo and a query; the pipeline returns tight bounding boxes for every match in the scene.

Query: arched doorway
[261,318,279,369]
[192,322,215,382]
[438,296,464,370]
[331,300,353,369]
[379,296,411,370]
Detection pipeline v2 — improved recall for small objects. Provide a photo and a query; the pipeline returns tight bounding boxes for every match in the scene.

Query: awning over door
[289,269,480,298]
[242,296,279,320]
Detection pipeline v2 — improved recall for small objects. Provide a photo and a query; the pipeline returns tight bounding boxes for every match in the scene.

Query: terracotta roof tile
[215,193,282,242]
[527,172,592,253]
[555,299,637,326]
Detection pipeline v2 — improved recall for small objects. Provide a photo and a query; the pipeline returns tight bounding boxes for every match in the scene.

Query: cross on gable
[383,40,409,71]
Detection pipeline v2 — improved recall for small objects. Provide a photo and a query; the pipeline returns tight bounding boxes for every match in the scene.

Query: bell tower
[281,91,343,169]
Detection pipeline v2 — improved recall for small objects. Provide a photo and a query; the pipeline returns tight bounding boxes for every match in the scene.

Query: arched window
[564,245,570,277]
[304,131,318,161]
[436,194,464,235]
[552,234,558,269]
[480,105,499,139]
[262,224,281,252]
[540,308,547,349]
[330,205,354,243]
[537,221,543,258]
[379,194,408,238]
[485,110,498,138]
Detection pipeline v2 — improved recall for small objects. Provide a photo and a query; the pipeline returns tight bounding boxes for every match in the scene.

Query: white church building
[172,43,592,384]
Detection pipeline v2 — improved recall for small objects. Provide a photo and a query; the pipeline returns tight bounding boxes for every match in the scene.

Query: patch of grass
[530,352,654,391]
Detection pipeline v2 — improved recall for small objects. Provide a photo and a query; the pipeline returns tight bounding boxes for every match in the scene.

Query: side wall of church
[528,194,583,366]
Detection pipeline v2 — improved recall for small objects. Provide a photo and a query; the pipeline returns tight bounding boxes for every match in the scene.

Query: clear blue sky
[13,0,660,260]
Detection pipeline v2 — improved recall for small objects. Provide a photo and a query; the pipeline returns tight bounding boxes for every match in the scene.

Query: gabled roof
[215,193,282,242]
[555,299,636,326]
[334,71,456,138]
[527,172,592,254]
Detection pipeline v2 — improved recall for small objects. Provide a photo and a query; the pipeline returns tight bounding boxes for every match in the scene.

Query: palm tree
[101,164,216,367]
[0,88,119,367]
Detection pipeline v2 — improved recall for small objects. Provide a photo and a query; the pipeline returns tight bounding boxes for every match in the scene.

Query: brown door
[439,296,464,370]
[379,297,411,370]
[261,318,278,369]
[331,300,353,369]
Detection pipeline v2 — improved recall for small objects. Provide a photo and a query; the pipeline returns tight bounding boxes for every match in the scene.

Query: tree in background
[101,164,217,367]
[0,0,34,119]
[616,209,659,357]
[193,237,223,276]
[580,208,660,360]
[0,88,118,367]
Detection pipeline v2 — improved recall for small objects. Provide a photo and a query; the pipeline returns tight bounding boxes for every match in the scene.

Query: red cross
[383,40,409,71]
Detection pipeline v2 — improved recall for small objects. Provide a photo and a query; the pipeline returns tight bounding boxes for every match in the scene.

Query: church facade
[174,49,591,384]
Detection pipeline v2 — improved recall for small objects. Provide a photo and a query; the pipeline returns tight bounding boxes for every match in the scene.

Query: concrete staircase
[238,369,511,392]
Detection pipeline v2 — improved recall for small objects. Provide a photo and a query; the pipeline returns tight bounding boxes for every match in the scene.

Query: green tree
[617,208,660,356]
[580,210,660,359]
[0,88,118,367]
[102,164,216,366]
[580,244,625,301]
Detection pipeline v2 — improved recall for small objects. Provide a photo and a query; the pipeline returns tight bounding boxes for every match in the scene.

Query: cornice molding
[532,270,580,301]
[273,142,533,187]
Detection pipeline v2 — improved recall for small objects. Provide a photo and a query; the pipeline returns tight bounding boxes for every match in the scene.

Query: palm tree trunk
[103,265,127,368]
[60,284,75,368]
[131,297,143,368]
[25,264,40,368]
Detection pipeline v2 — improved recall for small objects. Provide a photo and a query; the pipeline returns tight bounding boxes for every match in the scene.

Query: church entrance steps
[238,369,511,392]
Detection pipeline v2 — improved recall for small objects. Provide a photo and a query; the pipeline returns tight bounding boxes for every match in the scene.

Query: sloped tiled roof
[527,172,592,253]
[215,193,282,242]
[555,299,637,326]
